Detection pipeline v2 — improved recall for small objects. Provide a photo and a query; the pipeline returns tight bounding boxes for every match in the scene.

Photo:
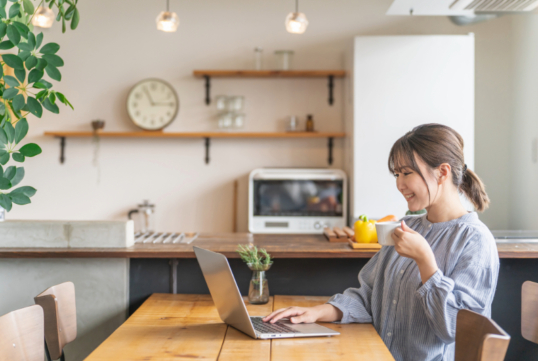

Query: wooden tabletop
[0,233,536,259]
[84,294,394,361]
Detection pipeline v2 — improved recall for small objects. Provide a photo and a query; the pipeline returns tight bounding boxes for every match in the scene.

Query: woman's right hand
[262,304,342,324]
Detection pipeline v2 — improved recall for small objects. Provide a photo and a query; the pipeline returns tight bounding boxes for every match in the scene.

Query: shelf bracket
[328,137,334,165]
[328,75,334,106]
[57,136,66,164]
[169,258,178,294]
[204,75,211,105]
[204,137,211,164]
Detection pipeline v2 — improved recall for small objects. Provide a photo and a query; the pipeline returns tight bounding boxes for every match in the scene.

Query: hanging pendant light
[32,6,55,28]
[156,0,179,33]
[285,0,308,34]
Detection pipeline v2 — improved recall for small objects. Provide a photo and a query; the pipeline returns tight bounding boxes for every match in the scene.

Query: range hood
[387,0,538,15]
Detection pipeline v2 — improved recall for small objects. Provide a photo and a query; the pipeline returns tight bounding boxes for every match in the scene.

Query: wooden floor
[84,294,394,361]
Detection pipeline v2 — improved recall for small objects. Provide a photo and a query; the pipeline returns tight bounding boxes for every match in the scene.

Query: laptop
[193,246,340,339]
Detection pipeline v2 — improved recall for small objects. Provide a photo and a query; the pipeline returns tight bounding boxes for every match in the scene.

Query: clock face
[127,79,179,130]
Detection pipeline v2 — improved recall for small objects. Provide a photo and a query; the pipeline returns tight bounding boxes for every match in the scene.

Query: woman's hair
[388,123,490,212]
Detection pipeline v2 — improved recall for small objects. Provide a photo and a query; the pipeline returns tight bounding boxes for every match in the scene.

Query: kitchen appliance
[128,200,155,232]
[248,168,347,234]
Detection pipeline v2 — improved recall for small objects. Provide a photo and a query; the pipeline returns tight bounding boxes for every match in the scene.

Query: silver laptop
[193,246,340,339]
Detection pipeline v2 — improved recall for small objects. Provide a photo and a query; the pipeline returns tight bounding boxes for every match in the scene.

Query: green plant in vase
[237,244,273,305]
[0,0,79,216]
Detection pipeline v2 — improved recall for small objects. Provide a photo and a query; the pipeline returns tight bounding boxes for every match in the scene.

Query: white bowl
[375,221,401,246]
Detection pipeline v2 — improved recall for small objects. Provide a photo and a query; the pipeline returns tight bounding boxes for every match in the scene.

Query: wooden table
[84,294,394,361]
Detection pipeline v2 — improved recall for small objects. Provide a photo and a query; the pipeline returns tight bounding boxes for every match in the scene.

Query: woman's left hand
[392,221,439,284]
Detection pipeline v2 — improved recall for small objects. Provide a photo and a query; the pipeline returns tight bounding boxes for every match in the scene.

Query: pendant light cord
[295,0,298,13]
[167,0,170,12]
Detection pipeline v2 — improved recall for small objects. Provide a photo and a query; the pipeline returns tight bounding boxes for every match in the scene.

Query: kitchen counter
[0,233,537,258]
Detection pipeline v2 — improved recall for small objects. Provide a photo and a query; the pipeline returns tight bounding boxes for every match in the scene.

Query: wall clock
[127,78,179,131]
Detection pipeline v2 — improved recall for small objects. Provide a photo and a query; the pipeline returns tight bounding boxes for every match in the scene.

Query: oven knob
[314,222,322,230]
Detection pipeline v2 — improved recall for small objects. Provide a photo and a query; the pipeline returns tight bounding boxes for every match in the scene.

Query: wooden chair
[455,309,510,361]
[0,305,44,361]
[34,282,77,361]
[522,280,538,343]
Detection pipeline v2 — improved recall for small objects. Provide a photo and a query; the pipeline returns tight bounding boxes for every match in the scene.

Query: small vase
[247,263,272,304]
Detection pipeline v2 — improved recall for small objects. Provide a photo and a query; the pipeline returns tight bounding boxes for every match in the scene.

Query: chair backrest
[522,280,538,343]
[0,305,44,361]
[455,309,510,361]
[34,282,77,360]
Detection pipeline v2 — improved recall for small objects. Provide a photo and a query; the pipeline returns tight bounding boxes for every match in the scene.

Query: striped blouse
[327,212,499,361]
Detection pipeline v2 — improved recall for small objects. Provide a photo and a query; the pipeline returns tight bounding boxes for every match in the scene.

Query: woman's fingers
[268,307,307,323]
[262,307,291,322]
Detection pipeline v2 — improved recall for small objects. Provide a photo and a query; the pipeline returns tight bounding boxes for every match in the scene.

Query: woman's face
[394,156,438,212]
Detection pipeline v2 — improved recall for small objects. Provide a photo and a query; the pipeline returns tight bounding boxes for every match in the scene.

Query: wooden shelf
[44,131,345,165]
[192,69,346,106]
[192,70,346,78]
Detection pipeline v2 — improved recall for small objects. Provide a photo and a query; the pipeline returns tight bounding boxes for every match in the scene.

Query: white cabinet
[345,35,475,221]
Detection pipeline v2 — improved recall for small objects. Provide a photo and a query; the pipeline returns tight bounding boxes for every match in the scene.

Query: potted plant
[237,244,273,304]
[0,0,79,219]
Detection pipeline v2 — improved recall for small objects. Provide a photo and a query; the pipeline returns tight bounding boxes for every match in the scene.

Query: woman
[263,124,499,361]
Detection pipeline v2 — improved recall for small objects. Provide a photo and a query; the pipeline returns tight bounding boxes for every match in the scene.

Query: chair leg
[44,340,52,361]
[60,351,66,361]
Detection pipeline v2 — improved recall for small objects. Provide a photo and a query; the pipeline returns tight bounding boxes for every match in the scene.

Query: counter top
[0,233,537,259]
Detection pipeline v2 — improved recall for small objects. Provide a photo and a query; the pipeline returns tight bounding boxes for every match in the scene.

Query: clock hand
[153,102,175,106]
[143,87,155,106]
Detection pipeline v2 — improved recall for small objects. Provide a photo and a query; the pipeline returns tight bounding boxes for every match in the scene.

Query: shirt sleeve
[415,234,499,344]
[325,251,381,324]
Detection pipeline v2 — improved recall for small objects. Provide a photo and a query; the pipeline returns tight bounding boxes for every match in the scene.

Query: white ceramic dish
[375,221,401,246]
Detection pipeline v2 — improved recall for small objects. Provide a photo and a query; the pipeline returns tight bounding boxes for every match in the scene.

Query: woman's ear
[437,163,451,185]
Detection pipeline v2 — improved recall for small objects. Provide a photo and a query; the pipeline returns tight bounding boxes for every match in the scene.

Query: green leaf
[6,25,20,45]
[12,22,29,39]
[2,87,19,99]
[0,40,15,50]
[62,17,66,33]
[43,98,59,113]
[2,54,24,69]
[4,121,14,143]
[4,165,15,180]
[0,103,5,115]
[36,32,43,49]
[8,192,30,205]
[12,94,25,112]
[19,143,42,157]
[0,164,3,177]
[71,8,80,29]
[0,194,13,211]
[56,92,73,110]
[40,42,60,54]
[42,54,64,67]
[0,7,5,19]
[0,178,11,190]
[10,185,36,197]
[25,55,37,69]
[49,92,56,104]
[27,97,42,118]
[65,5,75,19]
[14,118,27,143]
[28,69,44,84]
[8,3,20,18]
[35,58,47,70]
[10,167,23,186]
[0,153,9,165]
[36,89,47,99]
[14,68,25,83]
[3,75,19,87]
[0,128,7,144]
[22,0,34,14]
[27,32,35,49]
[18,51,31,61]
[45,65,61,81]
[17,42,33,51]
[0,23,7,39]
[12,152,24,162]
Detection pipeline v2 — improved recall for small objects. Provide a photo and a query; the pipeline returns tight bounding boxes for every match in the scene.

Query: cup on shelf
[286,116,299,132]
[215,95,228,112]
[274,50,294,70]
[232,113,246,129]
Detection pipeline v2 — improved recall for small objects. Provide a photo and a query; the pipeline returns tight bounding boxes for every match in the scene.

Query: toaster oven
[248,168,347,234]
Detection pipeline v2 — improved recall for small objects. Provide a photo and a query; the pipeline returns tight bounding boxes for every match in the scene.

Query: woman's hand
[262,304,342,324]
[391,220,438,284]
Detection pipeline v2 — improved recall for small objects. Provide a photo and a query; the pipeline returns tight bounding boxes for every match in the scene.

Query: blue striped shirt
[327,212,499,361]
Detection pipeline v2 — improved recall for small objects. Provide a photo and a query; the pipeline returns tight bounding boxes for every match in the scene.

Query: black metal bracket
[204,75,211,105]
[58,136,66,164]
[169,258,178,294]
[328,137,334,165]
[204,137,210,164]
[328,75,334,106]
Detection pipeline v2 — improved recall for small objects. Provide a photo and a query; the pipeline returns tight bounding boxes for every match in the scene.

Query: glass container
[233,113,246,129]
[285,12,309,34]
[227,96,245,112]
[218,112,233,129]
[286,116,299,131]
[248,263,272,304]
[254,47,263,70]
[156,11,179,32]
[32,6,55,28]
[274,50,294,70]
[215,95,228,113]
[128,200,155,233]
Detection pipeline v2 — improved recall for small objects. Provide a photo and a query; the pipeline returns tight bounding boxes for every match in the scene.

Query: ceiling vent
[387,0,538,15]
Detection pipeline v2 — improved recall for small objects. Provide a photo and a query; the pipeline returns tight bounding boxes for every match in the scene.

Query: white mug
[375,221,401,246]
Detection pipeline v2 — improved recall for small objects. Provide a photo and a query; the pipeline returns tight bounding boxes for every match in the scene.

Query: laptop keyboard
[251,317,299,334]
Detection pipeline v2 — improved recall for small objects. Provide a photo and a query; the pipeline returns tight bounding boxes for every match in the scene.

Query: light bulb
[32,6,55,28]
[285,12,308,34]
[156,11,179,32]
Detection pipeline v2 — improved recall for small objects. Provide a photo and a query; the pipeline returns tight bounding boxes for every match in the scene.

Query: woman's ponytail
[459,168,490,212]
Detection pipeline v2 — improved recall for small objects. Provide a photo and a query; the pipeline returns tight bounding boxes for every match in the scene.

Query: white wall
[7,0,514,232]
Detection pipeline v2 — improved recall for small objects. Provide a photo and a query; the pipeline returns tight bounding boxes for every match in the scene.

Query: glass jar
[274,50,294,70]
[248,263,272,304]
[233,113,246,129]
[218,112,233,129]
[254,47,263,70]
